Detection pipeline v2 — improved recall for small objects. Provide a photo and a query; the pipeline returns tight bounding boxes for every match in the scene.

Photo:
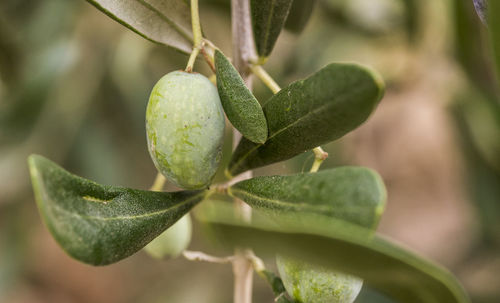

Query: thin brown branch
[231,1,256,302]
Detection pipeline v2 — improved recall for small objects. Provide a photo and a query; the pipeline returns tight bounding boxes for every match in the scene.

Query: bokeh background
[1,0,499,302]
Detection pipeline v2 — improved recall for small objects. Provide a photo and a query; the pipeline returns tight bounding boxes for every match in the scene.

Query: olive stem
[185,47,201,73]
[203,38,218,51]
[183,250,236,264]
[201,46,216,73]
[250,64,281,94]
[246,250,265,273]
[184,249,278,301]
[310,147,329,173]
[183,250,269,273]
[231,0,257,78]
[231,1,256,303]
[185,0,203,72]
[150,173,166,191]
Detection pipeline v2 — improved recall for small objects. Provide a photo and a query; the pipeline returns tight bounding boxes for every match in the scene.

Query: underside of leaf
[86,0,193,53]
[195,201,470,303]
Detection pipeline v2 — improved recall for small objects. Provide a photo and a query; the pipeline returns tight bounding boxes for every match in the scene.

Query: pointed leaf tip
[488,0,500,85]
[196,201,470,303]
[251,0,294,57]
[230,167,387,230]
[28,154,206,265]
[229,63,385,176]
[284,0,316,34]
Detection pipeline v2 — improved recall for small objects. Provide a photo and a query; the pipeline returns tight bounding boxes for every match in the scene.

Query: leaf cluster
[26,1,473,302]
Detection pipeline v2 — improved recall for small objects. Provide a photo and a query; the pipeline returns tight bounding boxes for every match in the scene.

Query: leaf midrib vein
[230,188,376,215]
[231,94,331,173]
[261,0,277,53]
[136,0,193,43]
[49,191,205,221]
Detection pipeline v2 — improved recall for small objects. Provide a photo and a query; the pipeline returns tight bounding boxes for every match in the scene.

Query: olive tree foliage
[27,0,499,302]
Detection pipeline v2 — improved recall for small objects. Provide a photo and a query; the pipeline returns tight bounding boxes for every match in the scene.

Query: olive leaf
[251,0,293,59]
[214,50,268,144]
[230,167,385,301]
[284,0,316,34]
[452,90,500,243]
[229,167,386,229]
[457,89,500,172]
[454,0,497,95]
[228,63,385,176]
[401,0,420,42]
[28,155,206,266]
[488,0,500,84]
[86,0,193,54]
[195,201,470,303]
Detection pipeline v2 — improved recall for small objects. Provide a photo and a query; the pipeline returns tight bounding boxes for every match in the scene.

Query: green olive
[276,254,363,303]
[144,214,192,259]
[146,71,225,189]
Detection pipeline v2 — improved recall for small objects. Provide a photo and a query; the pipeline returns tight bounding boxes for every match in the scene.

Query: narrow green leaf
[231,167,386,301]
[215,50,268,144]
[229,167,386,229]
[458,89,500,171]
[28,155,206,266]
[251,0,294,59]
[228,63,385,176]
[195,202,470,303]
[454,0,497,95]
[401,0,420,42]
[86,0,193,54]
[488,0,500,85]
[284,0,316,34]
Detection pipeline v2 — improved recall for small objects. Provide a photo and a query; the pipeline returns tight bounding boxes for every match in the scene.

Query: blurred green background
[1,0,499,302]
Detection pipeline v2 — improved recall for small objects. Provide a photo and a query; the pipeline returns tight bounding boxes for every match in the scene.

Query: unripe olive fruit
[146,71,225,189]
[276,254,363,303]
[144,214,192,259]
